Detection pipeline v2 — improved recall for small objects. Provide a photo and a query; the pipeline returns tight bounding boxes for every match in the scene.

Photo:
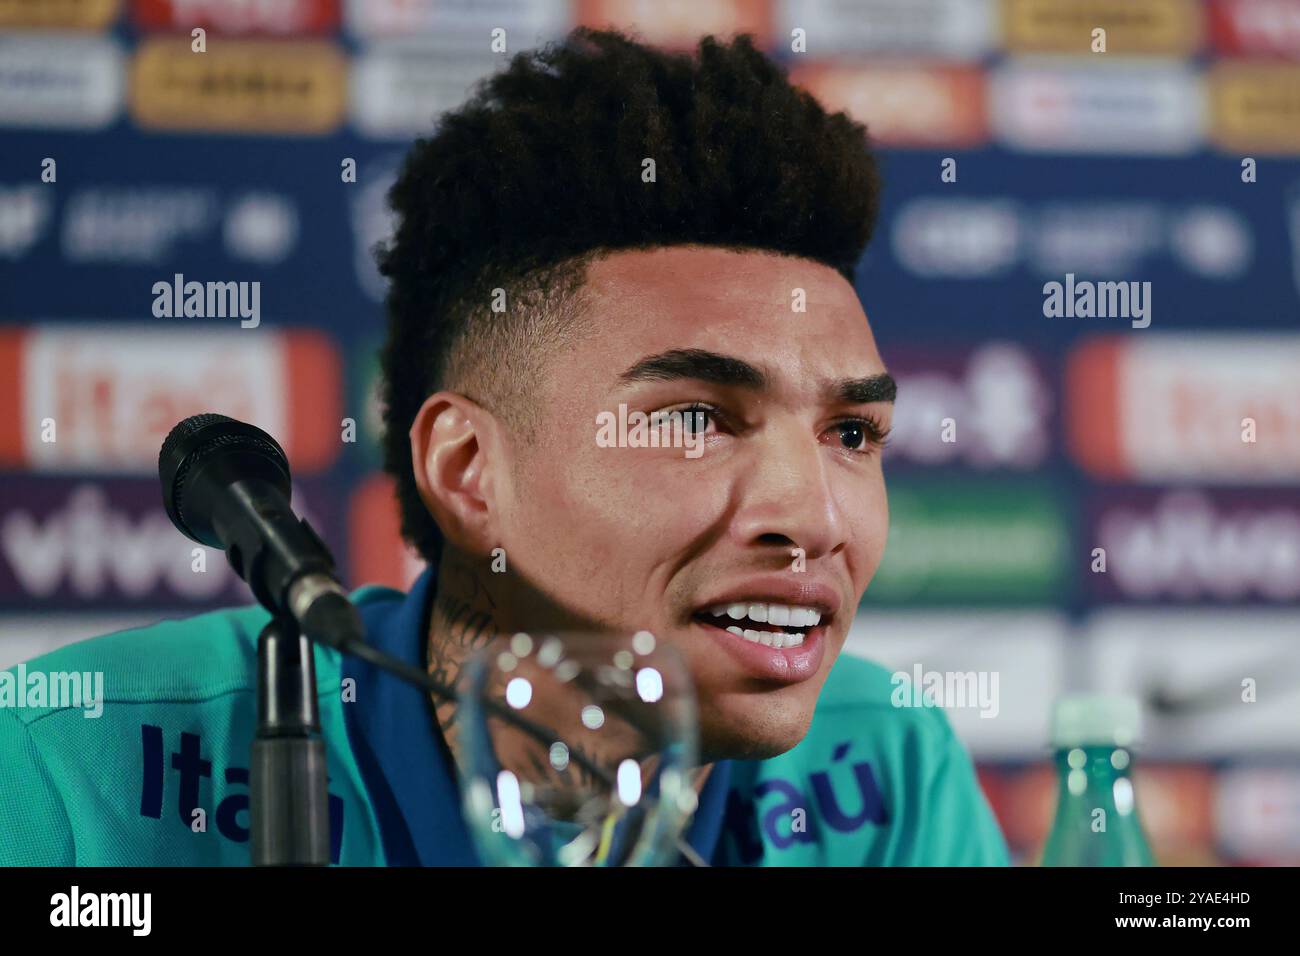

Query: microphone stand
[250,615,331,866]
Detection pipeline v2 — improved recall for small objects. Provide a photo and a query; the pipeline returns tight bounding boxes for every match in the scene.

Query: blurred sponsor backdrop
[1,0,1298,865]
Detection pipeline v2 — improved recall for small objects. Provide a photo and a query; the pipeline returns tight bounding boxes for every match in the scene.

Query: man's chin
[696,699,816,762]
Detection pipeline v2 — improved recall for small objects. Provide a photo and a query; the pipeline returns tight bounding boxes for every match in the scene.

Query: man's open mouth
[692,602,825,649]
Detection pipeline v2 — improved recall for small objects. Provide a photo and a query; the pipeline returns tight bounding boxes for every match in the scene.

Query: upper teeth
[709,602,822,628]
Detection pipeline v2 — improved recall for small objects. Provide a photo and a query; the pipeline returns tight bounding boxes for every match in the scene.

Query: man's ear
[409,391,502,555]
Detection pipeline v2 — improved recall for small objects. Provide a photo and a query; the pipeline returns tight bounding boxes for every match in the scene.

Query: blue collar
[343,564,731,866]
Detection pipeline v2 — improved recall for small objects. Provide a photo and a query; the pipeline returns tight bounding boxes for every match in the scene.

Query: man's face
[491,245,892,761]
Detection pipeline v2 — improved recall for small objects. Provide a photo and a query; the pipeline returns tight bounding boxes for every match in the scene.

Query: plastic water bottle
[1040,695,1156,867]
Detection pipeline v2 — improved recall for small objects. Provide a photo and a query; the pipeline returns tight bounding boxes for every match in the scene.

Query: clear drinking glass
[455,630,700,866]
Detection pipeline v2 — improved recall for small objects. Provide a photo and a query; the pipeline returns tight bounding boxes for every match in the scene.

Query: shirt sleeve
[909,716,1011,866]
[0,710,76,866]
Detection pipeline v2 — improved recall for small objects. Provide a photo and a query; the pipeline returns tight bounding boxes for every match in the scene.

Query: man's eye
[659,404,717,434]
[829,417,889,454]
[838,420,866,450]
[683,406,714,434]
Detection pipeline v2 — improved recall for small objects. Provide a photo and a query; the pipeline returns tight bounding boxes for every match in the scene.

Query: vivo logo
[1098,491,1300,600]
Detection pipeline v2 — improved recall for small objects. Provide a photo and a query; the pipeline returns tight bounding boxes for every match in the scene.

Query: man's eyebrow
[832,374,897,405]
[619,349,897,404]
[619,349,766,389]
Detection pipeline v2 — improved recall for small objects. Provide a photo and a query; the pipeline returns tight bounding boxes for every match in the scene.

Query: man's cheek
[850,493,889,585]
[606,464,725,541]
[860,528,888,584]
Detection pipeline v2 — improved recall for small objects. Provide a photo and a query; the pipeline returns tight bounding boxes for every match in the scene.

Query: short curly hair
[376,26,882,566]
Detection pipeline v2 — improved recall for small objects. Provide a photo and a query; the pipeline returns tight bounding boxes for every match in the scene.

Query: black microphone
[157,414,635,867]
[157,412,619,793]
[158,412,362,650]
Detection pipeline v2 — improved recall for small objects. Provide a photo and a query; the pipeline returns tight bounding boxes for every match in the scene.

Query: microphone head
[159,413,292,545]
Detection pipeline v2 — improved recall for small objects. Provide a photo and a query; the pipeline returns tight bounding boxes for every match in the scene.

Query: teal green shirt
[0,567,1009,866]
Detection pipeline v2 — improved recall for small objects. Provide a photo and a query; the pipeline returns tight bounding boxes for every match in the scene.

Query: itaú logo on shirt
[722,741,888,863]
[138,724,345,863]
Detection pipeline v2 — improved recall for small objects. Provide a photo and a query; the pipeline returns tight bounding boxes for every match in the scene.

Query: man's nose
[728,422,847,562]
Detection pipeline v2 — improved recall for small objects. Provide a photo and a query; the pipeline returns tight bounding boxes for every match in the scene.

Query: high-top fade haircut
[377,26,882,566]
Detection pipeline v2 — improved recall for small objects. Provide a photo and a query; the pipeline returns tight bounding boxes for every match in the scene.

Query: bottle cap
[1050,695,1141,748]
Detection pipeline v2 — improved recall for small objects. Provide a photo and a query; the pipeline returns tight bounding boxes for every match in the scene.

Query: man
[0,28,1008,866]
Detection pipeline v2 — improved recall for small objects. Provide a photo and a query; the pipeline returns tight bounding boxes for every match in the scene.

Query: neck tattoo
[426,556,499,761]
